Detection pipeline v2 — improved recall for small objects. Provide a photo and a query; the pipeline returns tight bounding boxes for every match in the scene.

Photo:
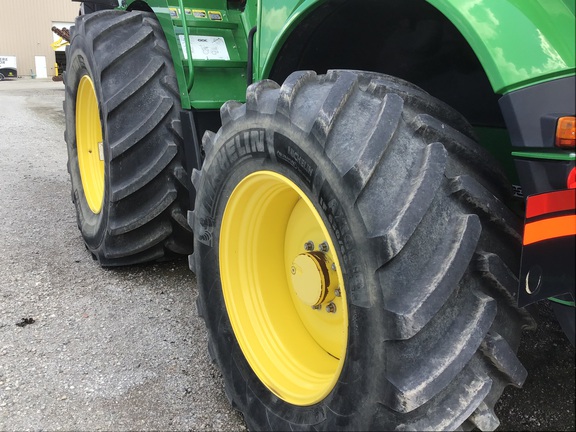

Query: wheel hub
[291,252,336,307]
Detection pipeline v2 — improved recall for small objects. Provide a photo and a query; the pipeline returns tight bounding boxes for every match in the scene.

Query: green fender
[257,0,575,94]
[122,0,575,103]
[255,0,320,80]
[428,0,575,93]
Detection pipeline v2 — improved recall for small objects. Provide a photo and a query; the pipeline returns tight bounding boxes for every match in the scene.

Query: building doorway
[34,56,48,78]
[55,51,66,76]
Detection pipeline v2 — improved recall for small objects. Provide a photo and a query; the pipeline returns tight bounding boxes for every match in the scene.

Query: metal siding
[0,1,80,77]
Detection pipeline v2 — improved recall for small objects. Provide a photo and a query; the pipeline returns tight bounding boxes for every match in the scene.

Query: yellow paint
[76,75,104,214]
[220,171,348,405]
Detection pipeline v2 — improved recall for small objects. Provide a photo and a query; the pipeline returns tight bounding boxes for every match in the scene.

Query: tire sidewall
[195,120,381,429]
[65,31,110,249]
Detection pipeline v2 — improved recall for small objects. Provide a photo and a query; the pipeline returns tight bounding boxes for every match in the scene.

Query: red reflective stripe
[525,189,576,219]
[523,215,576,245]
[568,167,576,189]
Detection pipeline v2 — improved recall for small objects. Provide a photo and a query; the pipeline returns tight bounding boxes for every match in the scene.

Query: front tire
[64,10,193,265]
[193,70,532,430]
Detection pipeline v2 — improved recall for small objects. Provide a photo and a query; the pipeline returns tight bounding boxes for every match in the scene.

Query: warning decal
[179,35,230,61]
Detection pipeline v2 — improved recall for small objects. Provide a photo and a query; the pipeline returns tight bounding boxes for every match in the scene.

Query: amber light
[555,116,576,148]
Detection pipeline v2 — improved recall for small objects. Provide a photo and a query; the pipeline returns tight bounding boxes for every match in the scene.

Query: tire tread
[65,10,193,265]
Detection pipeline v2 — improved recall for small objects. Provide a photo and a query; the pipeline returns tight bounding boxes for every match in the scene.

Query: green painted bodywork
[255,0,321,80]
[124,0,575,105]
[512,151,576,162]
[428,0,575,94]
[254,0,575,94]
[121,0,575,164]
[548,297,576,307]
[123,0,251,109]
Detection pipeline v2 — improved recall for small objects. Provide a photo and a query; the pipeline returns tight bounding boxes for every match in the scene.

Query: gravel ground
[0,79,245,431]
[0,78,574,431]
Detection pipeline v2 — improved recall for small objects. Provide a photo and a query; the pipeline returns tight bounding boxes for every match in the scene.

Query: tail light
[555,116,576,148]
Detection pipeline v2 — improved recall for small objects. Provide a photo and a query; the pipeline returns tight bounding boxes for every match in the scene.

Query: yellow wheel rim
[76,75,104,214]
[220,170,348,406]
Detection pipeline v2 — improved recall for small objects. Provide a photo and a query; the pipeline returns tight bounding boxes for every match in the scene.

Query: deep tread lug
[277,70,317,118]
[480,332,527,387]
[202,130,216,156]
[468,402,500,431]
[311,71,358,142]
[343,92,404,196]
[364,141,448,264]
[450,174,522,243]
[188,252,196,274]
[191,168,202,189]
[383,289,496,413]
[382,214,481,340]
[220,100,243,126]
[246,79,280,112]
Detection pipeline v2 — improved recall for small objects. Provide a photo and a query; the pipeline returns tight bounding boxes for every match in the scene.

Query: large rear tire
[193,70,533,430]
[64,10,193,266]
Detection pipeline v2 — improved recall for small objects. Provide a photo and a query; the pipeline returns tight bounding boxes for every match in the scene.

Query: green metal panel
[428,0,575,94]
[125,0,575,105]
[255,0,575,94]
[563,0,576,15]
[255,0,322,81]
[125,0,253,109]
[512,151,576,162]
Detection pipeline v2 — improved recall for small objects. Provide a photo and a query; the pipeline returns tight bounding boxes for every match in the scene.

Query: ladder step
[187,60,247,69]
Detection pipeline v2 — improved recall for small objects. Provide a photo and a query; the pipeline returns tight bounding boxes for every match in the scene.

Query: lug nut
[304,241,314,251]
[319,241,329,252]
[291,266,296,275]
[312,304,322,310]
[326,302,336,313]
[334,288,341,297]
[331,263,336,271]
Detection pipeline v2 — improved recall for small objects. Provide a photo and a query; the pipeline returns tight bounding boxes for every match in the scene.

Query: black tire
[64,10,193,266]
[193,70,534,430]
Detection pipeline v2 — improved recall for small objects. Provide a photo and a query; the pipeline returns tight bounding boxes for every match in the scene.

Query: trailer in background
[0,56,17,80]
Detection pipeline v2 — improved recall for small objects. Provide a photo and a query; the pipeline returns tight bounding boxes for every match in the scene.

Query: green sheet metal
[125,0,575,105]
[428,0,575,93]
